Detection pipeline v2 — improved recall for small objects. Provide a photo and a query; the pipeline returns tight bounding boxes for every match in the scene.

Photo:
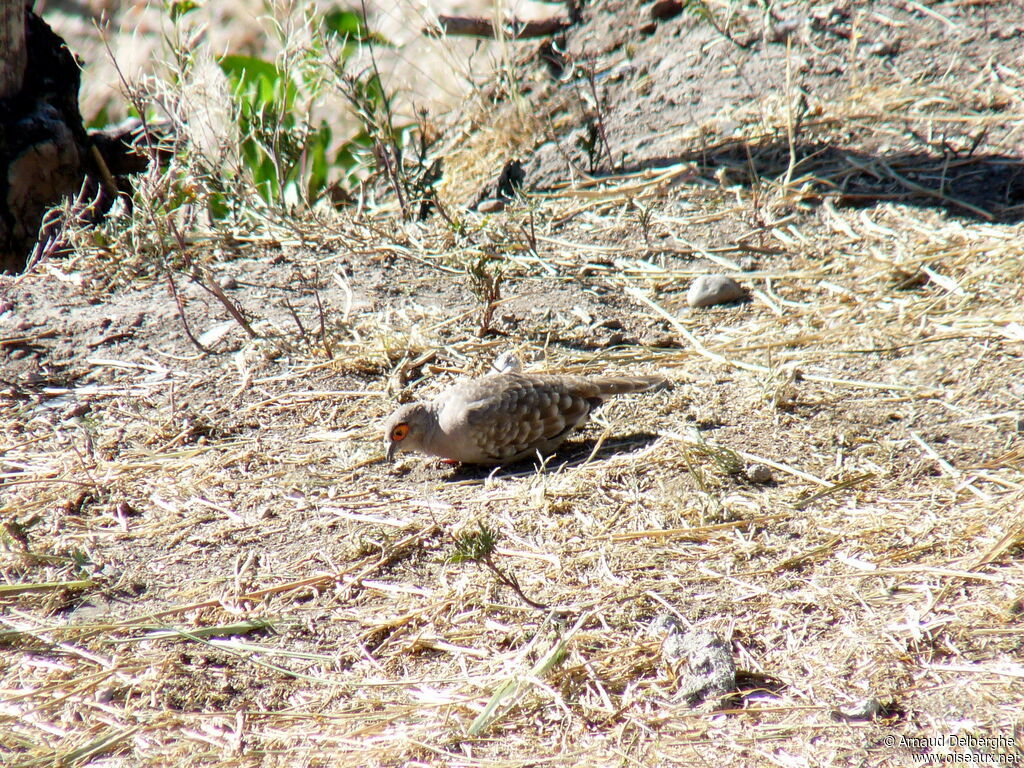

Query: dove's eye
[391,423,410,441]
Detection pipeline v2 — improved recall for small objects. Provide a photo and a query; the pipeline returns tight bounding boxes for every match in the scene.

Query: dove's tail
[589,375,668,396]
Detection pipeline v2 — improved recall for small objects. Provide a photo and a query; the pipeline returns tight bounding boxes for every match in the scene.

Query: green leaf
[219,54,287,108]
[323,9,369,40]
[304,122,332,201]
[86,105,110,130]
[206,191,229,220]
[167,0,200,21]
[322,8,394,49]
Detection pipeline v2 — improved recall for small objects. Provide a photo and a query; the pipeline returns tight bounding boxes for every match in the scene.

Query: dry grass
[3,1,1024,767]
[4,192,1023,765]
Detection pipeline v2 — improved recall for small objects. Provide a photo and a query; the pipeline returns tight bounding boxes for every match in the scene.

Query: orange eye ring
[391,423,410,441]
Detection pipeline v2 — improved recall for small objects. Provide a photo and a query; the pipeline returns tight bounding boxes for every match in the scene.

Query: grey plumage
[383,372,664,465]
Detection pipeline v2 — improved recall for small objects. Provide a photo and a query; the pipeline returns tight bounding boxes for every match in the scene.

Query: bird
[383,371,665,466]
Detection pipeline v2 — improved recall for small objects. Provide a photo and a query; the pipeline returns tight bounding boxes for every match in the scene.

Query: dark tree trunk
[0,1,28,100]
[0,5,91,273]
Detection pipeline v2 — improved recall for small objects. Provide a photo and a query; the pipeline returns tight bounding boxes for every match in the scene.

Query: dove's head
[383,402,434,461]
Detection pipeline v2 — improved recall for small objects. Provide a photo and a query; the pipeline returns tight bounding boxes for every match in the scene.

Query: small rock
[218,275,238,290]
[767,16,805,43]
[863,38,901,57]
[63,402,91,419]
[889,268,928,290]
[812,4,850,24]
[650,616,736,708]
[477,198,506,213]
[644,333,681,349]
[601,331,627,348]
[0,300,14,315]
[738,256,757,272]
[8,347,30,360]
[835,697,882,721]
[650,0,683,21]
[745,463,773,484]
[95,686,117,704]
[492,350,523,374]
[830,697,899,723]
[687,275,746,308]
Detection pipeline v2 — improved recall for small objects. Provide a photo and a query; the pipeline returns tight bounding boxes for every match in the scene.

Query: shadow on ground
[441,431,663,482]
[603,141,1024,224]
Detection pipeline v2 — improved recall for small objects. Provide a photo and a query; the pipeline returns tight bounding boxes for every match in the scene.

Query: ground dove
[383,372,664,465]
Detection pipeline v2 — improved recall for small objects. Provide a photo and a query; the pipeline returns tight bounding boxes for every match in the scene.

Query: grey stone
[649,615,736,709]
[687,275,746,307]
[746,463,773,483]
[477,198,506,213]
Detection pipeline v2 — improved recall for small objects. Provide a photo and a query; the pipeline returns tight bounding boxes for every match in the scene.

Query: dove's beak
[386,441,397,462]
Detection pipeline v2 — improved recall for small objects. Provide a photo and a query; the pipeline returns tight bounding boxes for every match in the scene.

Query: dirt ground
[3,1,1024,766]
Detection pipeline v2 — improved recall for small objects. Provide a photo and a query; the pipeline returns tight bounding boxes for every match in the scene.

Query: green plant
[450,523,547,609]
[575,55,617,174]
[330,4,441,219]
[465,251,505,336]
[633,199,658,248]
[217,8,386,210]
